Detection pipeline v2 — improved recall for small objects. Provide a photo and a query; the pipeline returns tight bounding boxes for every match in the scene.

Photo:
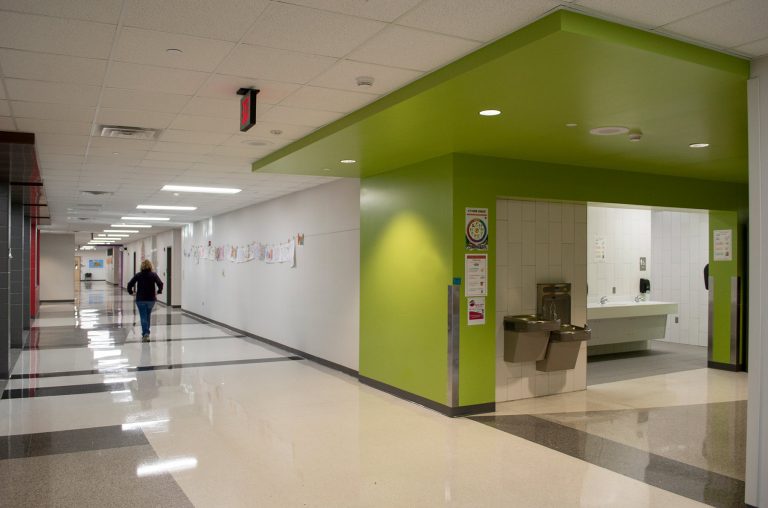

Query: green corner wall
[360,153,749,408]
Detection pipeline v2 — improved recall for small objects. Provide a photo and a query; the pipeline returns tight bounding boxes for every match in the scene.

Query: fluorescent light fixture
[121,216,170,221]
[479,109,501,116]
[136,205,197,211]
[689,143,710,148]
[111,224,152,228]
[102,234,129,237]
[161,185,241,194]
[137,457,198,477]
[104,229,138,233]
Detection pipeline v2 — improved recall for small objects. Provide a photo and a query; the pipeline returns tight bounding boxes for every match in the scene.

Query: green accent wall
[359,156,454,404]
[708,210,744,365]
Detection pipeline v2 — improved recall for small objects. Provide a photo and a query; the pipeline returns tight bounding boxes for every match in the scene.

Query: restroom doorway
[585,203,710,385]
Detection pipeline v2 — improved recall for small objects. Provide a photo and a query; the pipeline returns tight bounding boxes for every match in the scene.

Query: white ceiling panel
[198,74,300,104]
[16,117,91,135]
[35,145,86,156]
[0,12,115,59]
[573,0,728,28]
[11,101,95,122]
[258,105,342,127]
[39,154,86,165]
[181,97,240,119]
[243,2,385,57]
[144,151,204,163]
[153,142,217,155]
[310,59,422,95]
[0,87,4,100]
[96,108,177,130]
[0,117,17,130]
[33,133,90,148]
[87,147,148,158]
[169,114,238,133]
[123,0,269,41]
[106,62,208,95]
[89,137,157,151]
[114,28,235,72]
[159,129,232,144]
[736,37,768,57]
[0,100,9,116]
[348,25,479,72]
[236,122,315,140]
[662,0,768,49]
[4,79,101,106]
[0,49,107,85]
[398,0,561,42]
[280,0,422,22]
[0,0,122,23]
[281,86,378,113]
[218,45,338,84]
[101,88,191,113]
[211,145,271,158]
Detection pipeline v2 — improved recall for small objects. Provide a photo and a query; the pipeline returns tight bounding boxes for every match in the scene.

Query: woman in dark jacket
[127,259,164,341]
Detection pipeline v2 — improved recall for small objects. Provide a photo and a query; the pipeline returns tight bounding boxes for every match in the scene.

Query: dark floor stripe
[22,334,246,350]
[2,382,129,399]
[0,425,148,460]
[470,414,744,508]
[8,356,304,380]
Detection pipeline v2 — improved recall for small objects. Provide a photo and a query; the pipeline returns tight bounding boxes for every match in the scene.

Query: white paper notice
[467,297,485,326]
[713,229,732,261]
[593,236,606,262]
[465,254,488,297]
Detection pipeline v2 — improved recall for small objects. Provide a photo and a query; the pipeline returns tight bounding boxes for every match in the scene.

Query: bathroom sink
[550,324,591,342]
[504,314,561,333]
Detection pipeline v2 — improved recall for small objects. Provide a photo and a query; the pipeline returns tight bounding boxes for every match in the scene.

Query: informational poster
[465,207,489,251]
[713,229,733,261]
[467,297,486,326]
[88,259,104,268]
[593,236,606,262]
[465,254,488,297]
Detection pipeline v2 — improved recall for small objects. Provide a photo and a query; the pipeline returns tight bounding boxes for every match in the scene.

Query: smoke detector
[98,125,160,140]
[270,129,283,136]
[356,76,374,88]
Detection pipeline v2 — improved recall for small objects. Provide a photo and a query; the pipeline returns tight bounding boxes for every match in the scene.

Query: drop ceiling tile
[211,145,270,158]
[257,105,341,127]
[0,117,16,130]
[106,62,208,95]
[181,97,240,119]
[152,142,216,155]
[310,59,423,97]
[11,101,95,122]
[96,108,177,130]
[218,45,337,84]
[5,79,100,106]
[0,12,115,59]
[237,122,314,140]
[0,0,123,23]
[16,117,91,135]
[36,145,87,156]
[169,114,237,133]
[0,87,4,100]
[243,2,385,58]
[280,0,421,22]
[114,27,235,72]
[88,147,148,158]
[398,0,560,41]
[661,0,768,48]
[122,0,269,41]
[144,151,203,163]
[348,25,479,72]
[159,129,232,144]
[33,133,90,148]
[198,74,300,104]
[39,154,86,165]
[0,49,107,85]
[101,88,191,114]
[735,37,768,57]
[0,100,9,116]
[89,137,157,151]
[574,0,728,28]
[281,86,377,113]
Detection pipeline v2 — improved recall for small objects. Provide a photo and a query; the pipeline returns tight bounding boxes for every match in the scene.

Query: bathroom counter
[587,301,678,320]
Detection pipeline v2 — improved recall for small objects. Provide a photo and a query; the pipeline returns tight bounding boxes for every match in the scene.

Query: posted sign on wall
[713,229,733,261]
[465,208,489,250]
[465,254,487,297]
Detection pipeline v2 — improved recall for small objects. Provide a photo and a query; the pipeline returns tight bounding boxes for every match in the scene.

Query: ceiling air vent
[99,125,160,140]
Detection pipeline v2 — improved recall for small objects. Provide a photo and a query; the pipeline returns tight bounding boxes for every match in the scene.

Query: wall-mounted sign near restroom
[640,257,646,271]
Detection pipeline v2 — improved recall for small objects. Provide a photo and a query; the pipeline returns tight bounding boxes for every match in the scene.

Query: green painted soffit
[253,10,750,183]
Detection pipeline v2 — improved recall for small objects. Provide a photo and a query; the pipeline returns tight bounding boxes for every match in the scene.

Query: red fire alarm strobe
[237,88,260,132]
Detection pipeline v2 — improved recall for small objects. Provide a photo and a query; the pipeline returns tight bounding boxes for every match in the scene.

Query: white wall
[496,199,588,401]
[651,210,709,346]
[182,179,360,371]
[40,232,75,301]
[78,251,108,280]
[124,230,181,306]
[587,206,652,303]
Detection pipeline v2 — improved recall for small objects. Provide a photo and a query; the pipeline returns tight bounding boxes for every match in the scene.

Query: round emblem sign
[466,218,488,246]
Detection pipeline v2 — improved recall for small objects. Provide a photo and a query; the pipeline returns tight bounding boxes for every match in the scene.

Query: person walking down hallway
[127,259,164,341]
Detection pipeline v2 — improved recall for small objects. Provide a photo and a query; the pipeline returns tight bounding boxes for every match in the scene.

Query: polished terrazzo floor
[0,283,748,507]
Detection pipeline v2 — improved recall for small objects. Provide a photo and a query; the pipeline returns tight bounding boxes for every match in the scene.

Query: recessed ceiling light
[589,126,629,136]
[340,159,356,164]
[356,76,374,88]
[166,48,183,54]
[121,217,170,221]
[565,123,578,128]
[111,224,152,228]
[323,168,331,172]
[161,185,241,194]
[137,205,197,211]
[479,109,501,116]
[112,152,119,155]
[104,230,138,233]
[689,143,710,148]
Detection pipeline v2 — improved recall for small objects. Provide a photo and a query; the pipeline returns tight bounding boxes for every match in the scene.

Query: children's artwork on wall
[183,238,297,267]
[88,259,104,268]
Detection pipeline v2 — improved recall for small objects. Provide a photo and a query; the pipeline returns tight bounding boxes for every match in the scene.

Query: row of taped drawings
[184,238,296,267]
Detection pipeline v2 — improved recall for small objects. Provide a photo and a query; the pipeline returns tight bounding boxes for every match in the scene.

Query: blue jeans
[136,300,155,336]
